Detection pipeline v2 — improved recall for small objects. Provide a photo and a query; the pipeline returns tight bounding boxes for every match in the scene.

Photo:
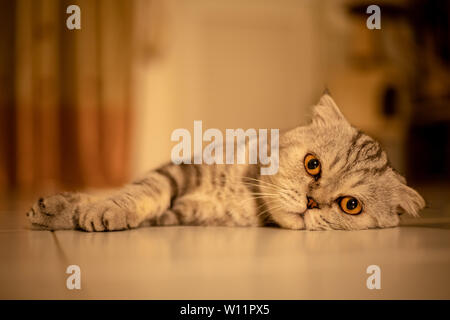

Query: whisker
[240,181,281,193]
[249,192,279,197]
[255,199,280,212]
[241,181,290,197]
[256,204,284,218]
[237,195,278,206]
[243,177,287,190]
[242,177,292,198]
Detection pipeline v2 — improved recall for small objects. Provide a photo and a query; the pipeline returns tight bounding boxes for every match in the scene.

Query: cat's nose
[307,196,319,209]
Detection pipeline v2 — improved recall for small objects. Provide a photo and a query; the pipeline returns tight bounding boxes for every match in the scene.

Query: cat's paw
[78,201,140,232]
[27,193,80,230]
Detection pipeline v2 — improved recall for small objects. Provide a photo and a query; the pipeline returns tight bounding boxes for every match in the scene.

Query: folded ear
[311,93,349,127]
[395,181,426,217]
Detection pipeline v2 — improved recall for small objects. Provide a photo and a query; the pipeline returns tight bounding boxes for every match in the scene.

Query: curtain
[0,0,156,195]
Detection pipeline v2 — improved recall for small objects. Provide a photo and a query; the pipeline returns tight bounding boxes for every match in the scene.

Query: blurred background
[0,0,449,217]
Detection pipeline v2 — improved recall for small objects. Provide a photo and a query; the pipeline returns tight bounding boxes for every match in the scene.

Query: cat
[26,93,425,231]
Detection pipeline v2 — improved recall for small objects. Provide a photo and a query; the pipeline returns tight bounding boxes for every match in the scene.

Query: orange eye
[304,154,321,177]
[339,196,362,215]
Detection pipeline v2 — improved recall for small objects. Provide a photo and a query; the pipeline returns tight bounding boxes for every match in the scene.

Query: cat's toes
[79,201,139,232]
[102,207,138,231]
[78,204,105,232]
[27,193,79,230]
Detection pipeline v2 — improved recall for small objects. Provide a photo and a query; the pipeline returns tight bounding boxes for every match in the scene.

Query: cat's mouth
[286,197,319,216]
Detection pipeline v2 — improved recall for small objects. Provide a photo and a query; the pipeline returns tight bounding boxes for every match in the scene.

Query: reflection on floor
[0,187,449,299]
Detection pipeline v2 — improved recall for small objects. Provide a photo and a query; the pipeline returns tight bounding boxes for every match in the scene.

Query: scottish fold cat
[27,94,425,231]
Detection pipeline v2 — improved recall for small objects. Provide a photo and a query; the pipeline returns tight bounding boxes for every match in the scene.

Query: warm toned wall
[131,0,332,178]
[1,0,427,194]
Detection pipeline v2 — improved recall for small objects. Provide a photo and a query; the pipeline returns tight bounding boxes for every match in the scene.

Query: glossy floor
[0,196,449,299]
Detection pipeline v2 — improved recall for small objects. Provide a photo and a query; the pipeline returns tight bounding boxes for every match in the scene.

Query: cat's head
[262,93,425,230]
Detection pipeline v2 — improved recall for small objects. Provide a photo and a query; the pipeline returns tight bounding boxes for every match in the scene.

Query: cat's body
[27,94,425,231]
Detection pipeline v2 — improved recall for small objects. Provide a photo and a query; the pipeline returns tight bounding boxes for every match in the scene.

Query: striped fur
[27,94,425,231]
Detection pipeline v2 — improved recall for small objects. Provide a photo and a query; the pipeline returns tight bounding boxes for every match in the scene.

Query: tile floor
[0,189,449,300]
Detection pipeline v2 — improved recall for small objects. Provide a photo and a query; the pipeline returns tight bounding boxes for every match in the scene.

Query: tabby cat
[27,94,425,231]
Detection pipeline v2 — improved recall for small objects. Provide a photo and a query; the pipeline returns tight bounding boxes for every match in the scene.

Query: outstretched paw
[27,193,80,230]
[78,201,140,232]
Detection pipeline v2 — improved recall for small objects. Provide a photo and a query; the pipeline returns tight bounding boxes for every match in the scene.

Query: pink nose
[307,196,319,209]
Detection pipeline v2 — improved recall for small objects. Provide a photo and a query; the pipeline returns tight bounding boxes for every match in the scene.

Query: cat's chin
[269,208,306,230]
[287,210,306,216]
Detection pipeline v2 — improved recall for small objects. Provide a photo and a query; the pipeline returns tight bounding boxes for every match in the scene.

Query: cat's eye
[304,154,321,177]
[339,196,362,215]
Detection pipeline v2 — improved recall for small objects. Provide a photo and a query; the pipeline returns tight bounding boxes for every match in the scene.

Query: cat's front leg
[77,171,173,231]
[27,163,188,231]
[27,191,151,232]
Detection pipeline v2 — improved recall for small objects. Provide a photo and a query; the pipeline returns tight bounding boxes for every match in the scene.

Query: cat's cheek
[372,212,400,228]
